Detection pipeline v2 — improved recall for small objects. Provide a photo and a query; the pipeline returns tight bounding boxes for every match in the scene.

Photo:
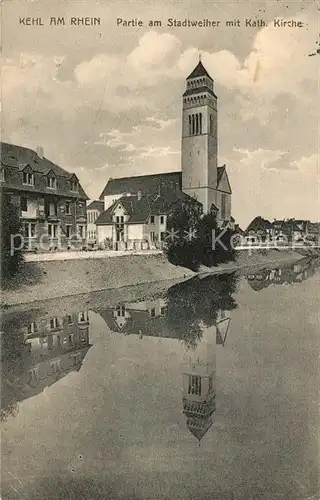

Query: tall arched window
[199,113,202,134]
[210,115,214,134]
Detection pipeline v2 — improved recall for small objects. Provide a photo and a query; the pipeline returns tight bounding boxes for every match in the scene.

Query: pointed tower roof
[187,60,212,80]
[187,420,213,442]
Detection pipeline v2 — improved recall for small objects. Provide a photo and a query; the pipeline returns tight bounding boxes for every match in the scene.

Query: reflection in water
[1,258,319,499]
[246,258,319,291]
[96,272,238,444]
[1,259,317,428]
[1,309,92,421]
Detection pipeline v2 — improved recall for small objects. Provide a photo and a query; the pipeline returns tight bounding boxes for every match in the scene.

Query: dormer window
[23,171,34,186]
[47,175,57,189]
[70,180,78,192]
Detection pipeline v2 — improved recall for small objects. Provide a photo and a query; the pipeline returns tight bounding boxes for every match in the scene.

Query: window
[23,222,36,238]
[65,201,71,215]
[48,202,57,216]
[77,225,85,238]
[65,225,72,238]
[160,232,166,241]
[48,223,59,238]
[27,368,40,386]
[21,197,28,212]
[116,216,124,224]
[210,115,214,134]
[150,215,155,224]
[50,317,60,330]
[208,376,213,393]
[47,176,57,189]
[150,308,156,318]
[189,113,202,135]
[150,231,156,242]
[23,171,34,185]
[51,360,61,373]
[221,194,227,220]
[67,314,73,325]
[160,215,165,225]
[188,375,202,396]
[160,306,166,316]
[116,306,125,317]
[78,311,89,323]
[27,322,38,335]
[77,202,85,215]
[70,180,78,192]
[0,167,4,181]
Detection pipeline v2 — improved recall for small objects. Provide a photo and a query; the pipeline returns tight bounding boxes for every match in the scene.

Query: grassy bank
[0,249,307,308]
[1,254,194,307]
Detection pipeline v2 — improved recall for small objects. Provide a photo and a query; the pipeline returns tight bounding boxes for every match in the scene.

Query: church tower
[181,58,218,214]
[182,324,217,444]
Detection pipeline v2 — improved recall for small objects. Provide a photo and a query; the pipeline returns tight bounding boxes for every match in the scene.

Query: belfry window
[210,115,214,134]
[188,375,202,396]
[189,113,203,136]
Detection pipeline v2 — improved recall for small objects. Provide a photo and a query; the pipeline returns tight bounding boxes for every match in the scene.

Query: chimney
[137,190,142,201]
[37,146,44,159]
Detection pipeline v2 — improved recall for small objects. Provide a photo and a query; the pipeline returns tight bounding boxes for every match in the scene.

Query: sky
[1,0,319,228]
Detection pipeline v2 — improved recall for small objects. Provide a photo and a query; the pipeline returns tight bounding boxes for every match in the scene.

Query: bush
[0,197,24,281]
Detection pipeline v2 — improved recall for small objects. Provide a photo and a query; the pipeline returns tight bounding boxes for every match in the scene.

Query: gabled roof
[246,216,272,233]
[96,188,201,226]
[216,165,232,194]
[99,171,182,199]
[0,142,88,199]
[97,308,177,338]
[96,195,152,225]
[187,60,212,80]
[87,200,104,212]
[99,167,230,200]
[1,142,70,178]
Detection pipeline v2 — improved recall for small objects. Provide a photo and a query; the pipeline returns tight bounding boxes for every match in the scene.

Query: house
[96,297,172,338]
[270,219,314,244]
[1,309,92,406]
[96,187,202,250]
[87,200,104,244]
[97,59,233,243]
[245,216,272,244]
[0,142,89,251]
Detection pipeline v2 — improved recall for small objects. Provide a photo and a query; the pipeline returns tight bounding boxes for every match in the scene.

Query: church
[96,59,232,249]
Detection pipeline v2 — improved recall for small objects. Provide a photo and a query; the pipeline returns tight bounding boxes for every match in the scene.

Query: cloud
[233,147,290,170]
[289,153,319,173]
[197,14,317,98]
[127,31,181,71]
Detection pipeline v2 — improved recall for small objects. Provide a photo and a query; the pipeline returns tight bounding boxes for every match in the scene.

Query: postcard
[1,1,319,499]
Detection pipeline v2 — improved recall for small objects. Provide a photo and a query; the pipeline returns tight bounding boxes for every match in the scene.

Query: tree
[166,272,239,348]
[0,196,24,281]
[164,199,202,271]
[164,202,237,271]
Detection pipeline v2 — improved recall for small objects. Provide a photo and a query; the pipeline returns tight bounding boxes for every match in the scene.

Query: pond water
[1,259,319,500]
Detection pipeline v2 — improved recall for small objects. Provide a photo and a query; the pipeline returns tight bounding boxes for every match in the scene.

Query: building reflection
[97,273,237,444]
[246,258,319,291]
[1,309,92,420]
[97,297,171,338]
